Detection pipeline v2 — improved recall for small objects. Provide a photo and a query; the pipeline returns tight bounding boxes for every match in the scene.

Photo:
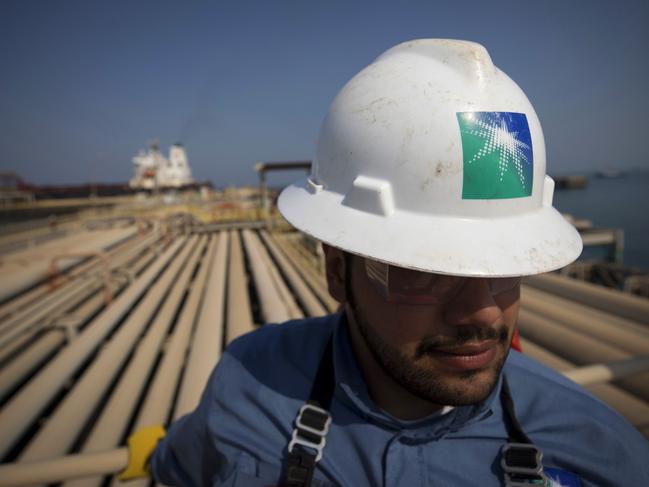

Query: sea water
[552,169,649,271]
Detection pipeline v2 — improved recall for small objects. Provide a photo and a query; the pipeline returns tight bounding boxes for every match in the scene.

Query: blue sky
[1,0,648,187]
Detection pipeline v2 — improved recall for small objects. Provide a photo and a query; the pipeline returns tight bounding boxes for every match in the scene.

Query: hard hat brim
[278,179,583,278]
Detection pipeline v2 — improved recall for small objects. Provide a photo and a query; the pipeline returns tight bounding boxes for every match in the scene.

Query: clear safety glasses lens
[364,259,520,305]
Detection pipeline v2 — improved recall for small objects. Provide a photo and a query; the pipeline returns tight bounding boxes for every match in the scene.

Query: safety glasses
[364,259,521,305]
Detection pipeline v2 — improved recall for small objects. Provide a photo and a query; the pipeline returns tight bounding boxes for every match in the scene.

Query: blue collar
[331,312,498,441]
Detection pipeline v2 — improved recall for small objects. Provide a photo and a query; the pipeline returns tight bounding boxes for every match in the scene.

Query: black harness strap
[308,335,335,410]
[501,377,532,444]
[282,336,335,487]
[500,377,547,486]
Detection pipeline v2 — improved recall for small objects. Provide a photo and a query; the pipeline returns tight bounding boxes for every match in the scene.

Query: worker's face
[324,246,520,406]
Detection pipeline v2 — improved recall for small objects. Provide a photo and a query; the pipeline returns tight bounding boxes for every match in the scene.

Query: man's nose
[442,278,503,327]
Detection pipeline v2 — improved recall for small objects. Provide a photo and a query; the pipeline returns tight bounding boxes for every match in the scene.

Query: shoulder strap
[282,334,335,487]
[501,375,532,444]
[308,335,336,410]
[500,375,548,486]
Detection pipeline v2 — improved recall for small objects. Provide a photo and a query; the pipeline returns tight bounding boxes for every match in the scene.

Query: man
[144,39,649,486]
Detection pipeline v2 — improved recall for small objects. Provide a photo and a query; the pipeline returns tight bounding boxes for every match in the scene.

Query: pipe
[272,234,338,312]
[174,232,229,419]
[0,231,163,355]
[48,252,111,306]
[520,286,649,355]
[0,278,100,351]
[226,230,254,344]
[256,232,303,320]
[0,226,138,303]
[0,277,126,395]
[62,239,206,487]
[524,273,649,326]
[563,356,649,386]
[1,232,114,327]
[17,237,200,462]
[580,230,617,246]
[0,330,37,368]
[260,231,326,317]
[0,228,159,324]
[521,339,649,432]
[0,331,66,401]
[130,236,216,431]
[241,229,291,323]
[0,448,127,487]
[0,234,166,398]
[105,242,216,487]
[517,308,649,402]
[0,238,185,459]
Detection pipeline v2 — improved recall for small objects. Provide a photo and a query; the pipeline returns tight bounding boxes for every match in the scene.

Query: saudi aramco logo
[456,111,534,199]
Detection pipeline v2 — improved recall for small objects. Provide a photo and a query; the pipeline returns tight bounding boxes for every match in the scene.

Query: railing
[0,356,647,487]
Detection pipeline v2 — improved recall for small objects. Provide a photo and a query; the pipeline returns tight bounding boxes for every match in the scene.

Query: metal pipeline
[0,226,138,303]
[271,234,338,313]
[0,237,185,459]
[256,232,303,320]
[225,230,254,344]
[0,448,127,487]
[241,230,291,323]
[260,231,326,317]
[62,238,205,487]
[518,308,649,402]
[563,356,649,387]
[0,231,163,354]
[0,331,66,402]
[0,235,167,399]
[0,228,159,324]
[524,273,649,325]
[174,232,229,419]
[17,237,201,462]
[521,286,649,355]
[129,236,216,431]
[104,239,216,487]
[522,339,649,433]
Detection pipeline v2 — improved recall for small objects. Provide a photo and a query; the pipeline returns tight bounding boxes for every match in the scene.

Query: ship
[129,141,194,189]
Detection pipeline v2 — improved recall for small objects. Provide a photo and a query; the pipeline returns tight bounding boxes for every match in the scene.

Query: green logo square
[456,112,534,199]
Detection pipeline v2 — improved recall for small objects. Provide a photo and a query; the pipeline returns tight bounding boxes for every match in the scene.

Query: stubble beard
[347,295,511,407]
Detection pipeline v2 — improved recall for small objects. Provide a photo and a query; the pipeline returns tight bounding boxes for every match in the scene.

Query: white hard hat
[278,39,582,277]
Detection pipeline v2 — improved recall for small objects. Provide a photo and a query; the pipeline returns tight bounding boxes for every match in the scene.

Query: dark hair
[343,252,355,305]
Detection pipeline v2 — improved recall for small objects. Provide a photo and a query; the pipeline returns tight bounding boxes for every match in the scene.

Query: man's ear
[322,243,347,304]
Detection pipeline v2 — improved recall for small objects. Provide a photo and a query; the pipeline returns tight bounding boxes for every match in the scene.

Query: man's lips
[435,340,497,355]
[426,340,498,370]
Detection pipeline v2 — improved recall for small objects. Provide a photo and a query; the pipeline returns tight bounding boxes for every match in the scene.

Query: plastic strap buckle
[501,442,548,486]
[287,404,332,463]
